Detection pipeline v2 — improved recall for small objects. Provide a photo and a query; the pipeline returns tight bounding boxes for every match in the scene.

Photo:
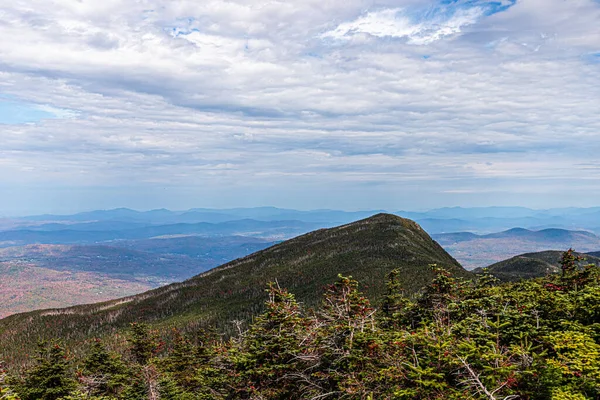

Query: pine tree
[79,338,128,397]
[311,275,378,398]
[16,342,77,400]
[231,282,312,399]
[560,248,582,276]
[0,362,19,400]
[380,268,411,329]
[127,323,161,366]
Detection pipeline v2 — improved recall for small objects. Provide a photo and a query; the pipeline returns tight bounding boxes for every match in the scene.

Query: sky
[0,0,599,215]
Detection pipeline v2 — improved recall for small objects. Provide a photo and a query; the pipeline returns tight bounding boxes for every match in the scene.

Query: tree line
[1,250,599,399]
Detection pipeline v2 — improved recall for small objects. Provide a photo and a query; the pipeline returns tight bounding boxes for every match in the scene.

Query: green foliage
[230,282,312,398]
[3,249,600,400]
[127,323,161,366]
[380,269,406,324]
[15,342,77,400]
[561,248,583,276]
[0,363,19,400]
[78,339,128,397]
[545,331,600,397]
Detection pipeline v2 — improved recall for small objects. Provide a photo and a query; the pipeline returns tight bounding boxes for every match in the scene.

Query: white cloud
[0,0,599,213]
[321,6,486,45]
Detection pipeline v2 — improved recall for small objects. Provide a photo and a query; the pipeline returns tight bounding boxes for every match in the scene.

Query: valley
[0,237,276,318]
[0,261,153,319]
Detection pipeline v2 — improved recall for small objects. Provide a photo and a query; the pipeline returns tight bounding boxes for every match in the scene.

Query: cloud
[0,0,599,213]
[321,1,517,45]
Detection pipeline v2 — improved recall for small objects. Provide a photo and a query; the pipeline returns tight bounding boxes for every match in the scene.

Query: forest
[1,250,598,399]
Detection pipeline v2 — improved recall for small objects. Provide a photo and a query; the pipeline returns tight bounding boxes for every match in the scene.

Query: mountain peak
[345,212,424,230]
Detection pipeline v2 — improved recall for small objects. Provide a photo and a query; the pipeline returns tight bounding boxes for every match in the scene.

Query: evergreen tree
[79,338,128,397]
[230,282,312,399]
[380,268,411,329]
[127,323,161,366]
[16,342,77,400]
[560,248,582,276]
[159,329,199,391]
[0,362,19,400]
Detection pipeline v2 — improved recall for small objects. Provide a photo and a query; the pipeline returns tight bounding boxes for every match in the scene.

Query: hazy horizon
[4,204,600,219]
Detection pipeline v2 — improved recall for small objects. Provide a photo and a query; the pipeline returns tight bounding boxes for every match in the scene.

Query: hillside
[432,228,600,269]
[0,213,468,366]
[473,250,600,282]
[3,251,600,399]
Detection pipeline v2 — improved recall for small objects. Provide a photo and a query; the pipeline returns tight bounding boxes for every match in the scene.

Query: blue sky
[0,0,599,215]
[0,98,58,125]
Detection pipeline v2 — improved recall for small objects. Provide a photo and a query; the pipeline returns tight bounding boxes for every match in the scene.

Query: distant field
[0,237,275,318]
[0,261,155,318]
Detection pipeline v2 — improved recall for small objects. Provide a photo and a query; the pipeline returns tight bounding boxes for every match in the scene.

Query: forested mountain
[1,250,599,399]
[0,214,468,367]
[473,250,600,282]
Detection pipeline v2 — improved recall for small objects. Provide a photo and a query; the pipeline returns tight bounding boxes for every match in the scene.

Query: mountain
[473,250,600,282]
[18,207,379,226]
[0,213,469,366]
[404,206,538,219]
[435,227,599,243]
[0,219,319,247]
[432,228,600,269]
[482,228,598,241]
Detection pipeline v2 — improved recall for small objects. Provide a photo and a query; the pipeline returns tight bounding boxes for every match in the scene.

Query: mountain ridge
[0,213,469,366]
[473,250,600,282]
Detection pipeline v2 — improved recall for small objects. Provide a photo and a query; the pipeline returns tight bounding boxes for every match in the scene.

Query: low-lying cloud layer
[0,0,599,214]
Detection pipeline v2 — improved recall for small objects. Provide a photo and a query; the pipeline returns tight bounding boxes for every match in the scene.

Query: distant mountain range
[433,228,600,269]
[473,250,600,282]
[4,206,600,235]
[0,219,317,247]
[0,214,469,365]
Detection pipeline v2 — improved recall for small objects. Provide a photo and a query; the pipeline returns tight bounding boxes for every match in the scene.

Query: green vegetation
[2,252,599,399]
[0,214,467,367]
